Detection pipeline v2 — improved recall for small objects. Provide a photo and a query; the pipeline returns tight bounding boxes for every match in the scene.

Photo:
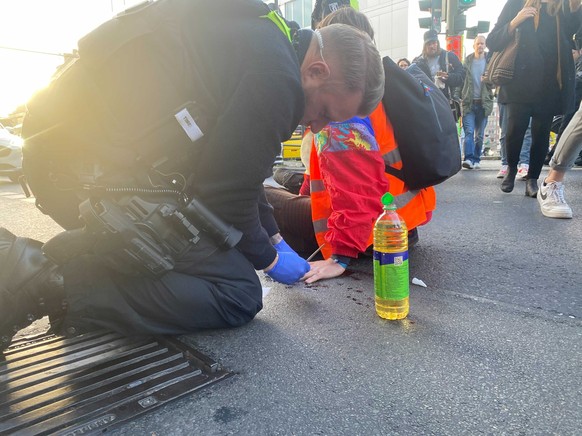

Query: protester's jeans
[499,103,531,166]
[462,103,488,163]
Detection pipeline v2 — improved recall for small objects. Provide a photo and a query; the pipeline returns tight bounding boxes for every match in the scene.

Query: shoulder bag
[484,29,520,86]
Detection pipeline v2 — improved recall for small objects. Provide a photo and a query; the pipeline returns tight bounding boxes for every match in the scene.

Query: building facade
[274,0,424,61]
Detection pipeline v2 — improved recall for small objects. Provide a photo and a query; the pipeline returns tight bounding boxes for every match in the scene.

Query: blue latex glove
[273,238,295,253]
[266,251,310,285]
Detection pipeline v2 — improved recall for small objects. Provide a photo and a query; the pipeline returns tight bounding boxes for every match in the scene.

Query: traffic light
[458,0,476,11]
[419,17,433,29]
[450,0,477,35]
[466,21,490,39]
[418,0,443,32]
[453,13,467,34]
[419,0,432,12]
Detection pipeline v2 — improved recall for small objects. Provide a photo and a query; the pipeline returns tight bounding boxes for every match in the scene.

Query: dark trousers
[61,233,263,336]
[264,186,319,258]
[505,103,554,180]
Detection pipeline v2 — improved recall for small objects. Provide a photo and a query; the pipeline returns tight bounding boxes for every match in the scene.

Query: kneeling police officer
[0,0,384,352]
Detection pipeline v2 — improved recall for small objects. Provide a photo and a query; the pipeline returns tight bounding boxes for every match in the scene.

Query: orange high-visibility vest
[310,104,436,259]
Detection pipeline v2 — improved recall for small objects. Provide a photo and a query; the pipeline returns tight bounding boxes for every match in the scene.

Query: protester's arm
[318,120,388,258]
[303,118,388,283]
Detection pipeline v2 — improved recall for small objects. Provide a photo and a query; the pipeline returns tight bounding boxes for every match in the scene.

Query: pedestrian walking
[487,0,582,197]
[461,35,495,170]
[538,100,582,218]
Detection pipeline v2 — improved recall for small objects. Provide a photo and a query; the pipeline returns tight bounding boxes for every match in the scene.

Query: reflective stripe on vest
[262,10,292,42]
[394,190,419,209]
[310,179,325,193]
[382,148,401,167]
[313,218,328,234]
[368,104,436,231]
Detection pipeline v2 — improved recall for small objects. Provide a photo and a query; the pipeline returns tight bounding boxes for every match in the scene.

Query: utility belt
[43,189,242,277]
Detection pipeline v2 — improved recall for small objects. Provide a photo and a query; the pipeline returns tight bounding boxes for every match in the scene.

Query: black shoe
[0,228,65,352]
[525,178,539,198]
[501,167,518,193]
[408,228,419,248]
[273,167,305,195]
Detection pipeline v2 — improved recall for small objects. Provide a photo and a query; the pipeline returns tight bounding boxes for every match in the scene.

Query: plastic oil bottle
[373,192,409,320]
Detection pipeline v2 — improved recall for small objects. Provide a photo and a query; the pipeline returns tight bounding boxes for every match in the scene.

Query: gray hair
[319,23,384,116]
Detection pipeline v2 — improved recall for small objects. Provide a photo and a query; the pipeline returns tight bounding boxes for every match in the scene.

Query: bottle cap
[381,192,396,210]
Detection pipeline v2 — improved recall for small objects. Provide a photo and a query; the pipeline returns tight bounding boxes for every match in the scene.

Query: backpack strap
[384,165,405,181]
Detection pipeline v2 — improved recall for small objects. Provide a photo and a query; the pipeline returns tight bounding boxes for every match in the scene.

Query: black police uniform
[59,6,307,335]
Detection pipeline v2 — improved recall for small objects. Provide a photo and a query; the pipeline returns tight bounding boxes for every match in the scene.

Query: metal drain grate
[0,330,232,435]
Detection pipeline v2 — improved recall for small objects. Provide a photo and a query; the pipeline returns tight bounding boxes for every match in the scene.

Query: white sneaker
[537,179,573,219]
[517,164,529,180]
[462,159,474,169]
[496,165,508,178]
[473,162,481,169]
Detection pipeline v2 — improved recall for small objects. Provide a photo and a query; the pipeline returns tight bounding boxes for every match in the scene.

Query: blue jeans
[462,103,488,163]
[499,103,531,166]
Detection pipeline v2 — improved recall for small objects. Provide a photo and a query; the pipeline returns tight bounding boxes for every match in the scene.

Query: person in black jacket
[412,29,466,102]
[487,0,582,196]
[0,0,384,353]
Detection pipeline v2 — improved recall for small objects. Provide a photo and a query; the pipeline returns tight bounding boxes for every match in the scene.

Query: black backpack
[21,0,271,230]
[382,56,461,190]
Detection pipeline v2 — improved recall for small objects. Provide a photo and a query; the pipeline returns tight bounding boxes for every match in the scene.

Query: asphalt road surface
[1,160,580,435]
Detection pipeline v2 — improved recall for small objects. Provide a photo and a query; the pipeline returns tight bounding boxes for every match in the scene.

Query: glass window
[283,0,313,29]
[303,0,313,28]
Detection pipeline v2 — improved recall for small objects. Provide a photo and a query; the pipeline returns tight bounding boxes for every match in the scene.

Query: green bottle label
[373,250,409,300]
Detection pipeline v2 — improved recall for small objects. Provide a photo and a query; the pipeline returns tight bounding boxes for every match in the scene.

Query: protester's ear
[304,60,331,81]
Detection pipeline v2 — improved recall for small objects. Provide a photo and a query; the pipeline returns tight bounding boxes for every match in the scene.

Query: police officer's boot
[0,228,66,353]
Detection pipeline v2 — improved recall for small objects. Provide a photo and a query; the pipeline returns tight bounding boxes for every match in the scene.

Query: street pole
[445,0,463,61]
[446,0,458,37]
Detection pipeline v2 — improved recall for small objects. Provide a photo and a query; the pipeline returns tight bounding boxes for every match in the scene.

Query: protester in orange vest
[266,7,436,284]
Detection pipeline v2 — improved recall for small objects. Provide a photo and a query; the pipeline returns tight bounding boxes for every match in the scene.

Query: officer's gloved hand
[273,238,295,254]
[266,251,310,285]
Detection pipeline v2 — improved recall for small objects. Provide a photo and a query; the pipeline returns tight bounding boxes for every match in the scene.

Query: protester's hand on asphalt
[303,258,346,284]
[265,251,310,285]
